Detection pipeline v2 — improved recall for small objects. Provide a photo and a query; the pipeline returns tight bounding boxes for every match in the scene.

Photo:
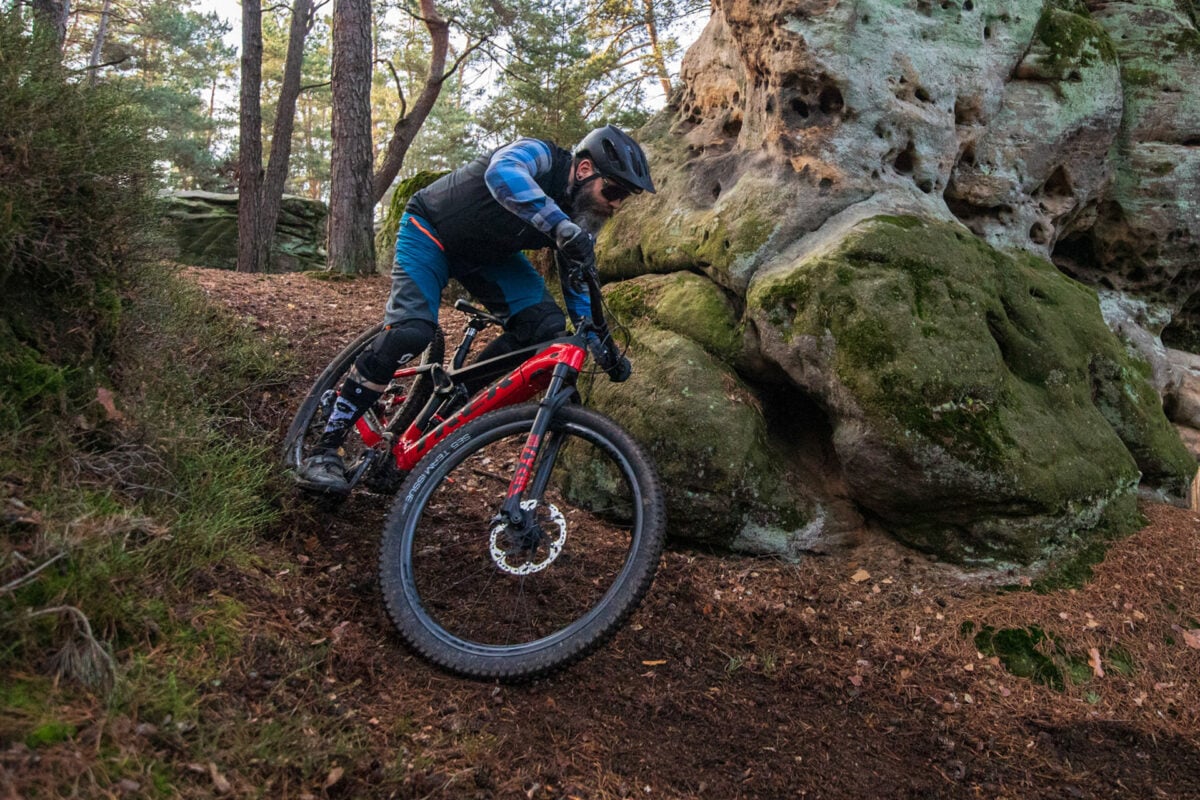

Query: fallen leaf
[1182,629,1200,650]
[848,674,863,687]
[324,766,344,788]
[1088,647,1104,678]
[96,387,124,422]
[642,659,667,666]
[850,569,871,583]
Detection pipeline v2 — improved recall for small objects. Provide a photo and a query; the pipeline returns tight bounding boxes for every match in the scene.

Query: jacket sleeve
[483,138,570,236]
[486,139,591,324]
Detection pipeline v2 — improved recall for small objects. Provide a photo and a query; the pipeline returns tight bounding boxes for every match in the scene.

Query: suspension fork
[499,362,577,526]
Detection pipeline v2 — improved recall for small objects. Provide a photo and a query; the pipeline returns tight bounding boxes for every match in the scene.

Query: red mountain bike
[282,272,666,681]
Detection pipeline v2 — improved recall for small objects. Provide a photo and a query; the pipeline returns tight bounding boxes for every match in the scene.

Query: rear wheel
[379,404,666,681]
[282,324,445,494]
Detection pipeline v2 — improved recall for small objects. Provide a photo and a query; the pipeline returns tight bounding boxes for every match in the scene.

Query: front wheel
[379,404,666,681]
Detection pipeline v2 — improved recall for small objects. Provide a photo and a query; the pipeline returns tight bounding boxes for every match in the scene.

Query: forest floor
[182,267,1200,799]
[14,266,1199,800]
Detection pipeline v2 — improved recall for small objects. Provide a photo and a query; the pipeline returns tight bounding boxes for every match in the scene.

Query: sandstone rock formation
[162,191,328,272]
[594,0,1199,569]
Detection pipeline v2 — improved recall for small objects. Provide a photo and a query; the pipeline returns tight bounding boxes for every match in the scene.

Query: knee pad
[355,319,436,384]
[506,301,566,347]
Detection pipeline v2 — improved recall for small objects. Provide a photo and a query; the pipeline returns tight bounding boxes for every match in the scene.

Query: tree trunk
[31,0,69,55]
[258,0,316,264]
[370,0,450,204]
[328,0,375,274]
[88,0,111,86]
[642,0,672,99]
[236,0,265,273]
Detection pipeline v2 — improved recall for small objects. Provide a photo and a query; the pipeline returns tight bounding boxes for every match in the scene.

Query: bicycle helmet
[574,125,656,194]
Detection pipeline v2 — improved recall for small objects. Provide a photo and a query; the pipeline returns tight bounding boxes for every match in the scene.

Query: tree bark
[328,0,375,274]
[641,0,673,100]
[370,0,450,204]
[258,0,316,266]
[31,0,69,55]
[88,0,112,86]
[238,0,314,273]
[236,0,265,273]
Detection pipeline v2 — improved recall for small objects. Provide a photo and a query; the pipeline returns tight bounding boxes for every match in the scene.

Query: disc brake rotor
[489,499,567,575]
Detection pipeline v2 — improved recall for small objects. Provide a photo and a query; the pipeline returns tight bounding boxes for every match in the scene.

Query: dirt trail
[190,266,1200,799]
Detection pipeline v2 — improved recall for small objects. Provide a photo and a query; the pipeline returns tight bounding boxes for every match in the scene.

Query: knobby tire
[379,404,666,681]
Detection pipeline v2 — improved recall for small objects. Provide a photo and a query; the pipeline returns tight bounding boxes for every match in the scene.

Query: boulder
[586,273,849,557]
[745,212,1192,563]
[161,191,328,271]
[590,0,1198,567]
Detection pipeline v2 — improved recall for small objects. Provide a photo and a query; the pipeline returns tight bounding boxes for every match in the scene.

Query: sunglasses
[599,178,633,202]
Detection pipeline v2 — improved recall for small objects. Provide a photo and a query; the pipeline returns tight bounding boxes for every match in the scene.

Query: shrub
[0,10,157,427]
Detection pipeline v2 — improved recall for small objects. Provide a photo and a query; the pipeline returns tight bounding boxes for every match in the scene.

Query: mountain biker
[297,124,656,494]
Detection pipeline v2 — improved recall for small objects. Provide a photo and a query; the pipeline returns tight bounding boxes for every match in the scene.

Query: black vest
[406,141,574,269]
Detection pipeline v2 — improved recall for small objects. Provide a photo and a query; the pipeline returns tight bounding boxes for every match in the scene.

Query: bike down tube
[390,341,586,472]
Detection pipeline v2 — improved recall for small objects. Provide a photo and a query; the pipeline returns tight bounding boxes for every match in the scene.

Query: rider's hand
[554,220,596,291]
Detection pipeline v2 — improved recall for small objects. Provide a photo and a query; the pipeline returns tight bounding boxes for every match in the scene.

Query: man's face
[573,159,631,233]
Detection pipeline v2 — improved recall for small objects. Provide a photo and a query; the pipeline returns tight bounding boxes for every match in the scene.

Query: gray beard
[572,189,611,235]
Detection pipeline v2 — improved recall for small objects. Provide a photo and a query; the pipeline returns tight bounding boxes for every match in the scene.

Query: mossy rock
[585,321,816,551]
[604,272,743,363]
[161,191,328,272]
[747,215,1194,565]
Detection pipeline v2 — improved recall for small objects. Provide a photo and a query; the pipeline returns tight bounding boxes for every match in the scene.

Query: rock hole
[915,86,932,103]
[712,183,722,200]
[954,96,982,126]
[862,13,870,23]
[724,239,731,250]
[894,142,917,174]
[941,1,954,9]
[819,86,844,114]
[964,0,973,9]
[984,24,992,39]
[732,91,740,105]
[1182,136,1200,146]
[1029,222,1051,245]
[791,98,810,118]
[917,178,934,194]
[766,96,776,114]
[1041,166,1073,199]
[818,177,833,195]
[959,143,977,167]
[723,118,743,138]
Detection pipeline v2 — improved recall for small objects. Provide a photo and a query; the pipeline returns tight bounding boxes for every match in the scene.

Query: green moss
[873,214,925,230]
[603,272,742,362]
[748,214,1189,564]
[1034,6,1118,69]
[974,625,1067,690]
[26,720,78,748]
[1121,66,1161,88]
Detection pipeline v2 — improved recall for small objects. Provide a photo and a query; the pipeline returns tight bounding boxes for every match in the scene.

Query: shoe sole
[295,478,352,496]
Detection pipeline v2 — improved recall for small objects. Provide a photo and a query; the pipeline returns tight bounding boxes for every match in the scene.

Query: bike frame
[347,269,611,519]
[377,338,586,473]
